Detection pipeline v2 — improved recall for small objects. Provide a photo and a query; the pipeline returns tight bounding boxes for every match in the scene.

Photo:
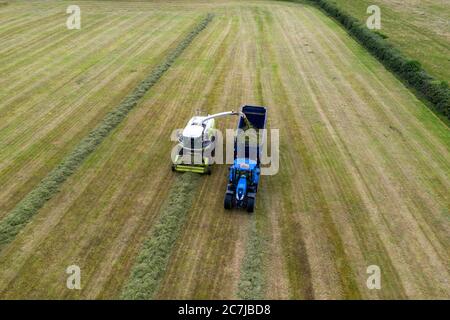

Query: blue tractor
[224,105,267,213]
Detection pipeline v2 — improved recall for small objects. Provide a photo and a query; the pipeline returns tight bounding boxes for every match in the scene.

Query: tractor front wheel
[224,194,233,210]
[247,197,255,213]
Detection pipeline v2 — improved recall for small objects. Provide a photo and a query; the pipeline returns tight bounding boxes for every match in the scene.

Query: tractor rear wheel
[224,194,232,210]
[247,197,255,213]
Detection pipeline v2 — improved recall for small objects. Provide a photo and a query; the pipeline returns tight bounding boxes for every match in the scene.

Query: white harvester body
[172,110,247,174]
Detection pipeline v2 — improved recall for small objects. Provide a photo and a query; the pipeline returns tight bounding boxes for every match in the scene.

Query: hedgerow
[0,14,214,250]
[121,172,200,299]
[291,0,450,119]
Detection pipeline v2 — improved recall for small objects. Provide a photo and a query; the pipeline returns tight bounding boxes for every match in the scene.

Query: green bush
[0,14,214,250]
[302,0,450,119]
[121,173,200,299]
[374,31,388,39]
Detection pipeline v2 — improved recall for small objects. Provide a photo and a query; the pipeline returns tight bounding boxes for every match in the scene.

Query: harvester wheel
[206,166,212,175]
[247,197,255,213]
[171,164,176,172]
[224,194,232,210]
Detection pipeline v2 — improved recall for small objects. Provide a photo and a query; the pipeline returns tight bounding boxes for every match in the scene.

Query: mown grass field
[0,1,201,219]
[0,0,449,299]
[332,0,450,82]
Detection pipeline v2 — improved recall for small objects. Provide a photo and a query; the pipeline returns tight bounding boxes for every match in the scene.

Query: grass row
[237,213,268,300]
[290,0,450,120]
[121,172,201,299]
[0,13,214,250]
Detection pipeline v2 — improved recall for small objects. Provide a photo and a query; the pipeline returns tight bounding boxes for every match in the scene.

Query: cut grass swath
[121,172,201,299]
[237,215,268,300]
[0,13,214,250]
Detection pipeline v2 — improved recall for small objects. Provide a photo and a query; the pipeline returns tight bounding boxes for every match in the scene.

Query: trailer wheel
[247,197,255,213]
[224,194,232,210]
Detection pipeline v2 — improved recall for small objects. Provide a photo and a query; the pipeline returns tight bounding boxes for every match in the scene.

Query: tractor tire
[224,194,232,210]
[247,197,255,213]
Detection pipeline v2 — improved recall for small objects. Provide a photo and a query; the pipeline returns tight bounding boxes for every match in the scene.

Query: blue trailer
[224,105,267,213]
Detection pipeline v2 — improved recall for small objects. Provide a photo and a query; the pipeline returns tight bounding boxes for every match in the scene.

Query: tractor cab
[225,158,260,211]
[229,158,258,184]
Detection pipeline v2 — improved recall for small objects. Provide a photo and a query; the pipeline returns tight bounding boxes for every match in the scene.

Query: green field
[0,0,449,299]
[333,0,450,82]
